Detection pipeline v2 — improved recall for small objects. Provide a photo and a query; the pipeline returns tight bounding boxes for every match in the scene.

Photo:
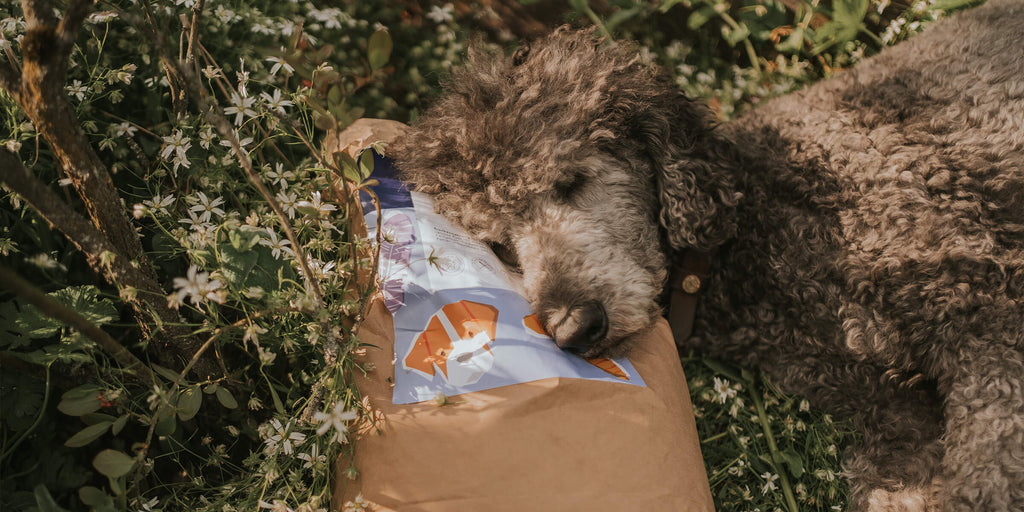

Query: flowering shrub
[0,1,470,511]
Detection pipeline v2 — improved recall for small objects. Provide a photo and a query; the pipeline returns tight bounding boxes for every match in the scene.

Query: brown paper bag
[330,119,714,512]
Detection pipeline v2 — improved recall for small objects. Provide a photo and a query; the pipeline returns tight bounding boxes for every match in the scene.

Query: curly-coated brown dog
[391,2,1024,510]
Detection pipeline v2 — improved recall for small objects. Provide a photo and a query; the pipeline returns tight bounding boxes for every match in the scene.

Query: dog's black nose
[556,300,608,354]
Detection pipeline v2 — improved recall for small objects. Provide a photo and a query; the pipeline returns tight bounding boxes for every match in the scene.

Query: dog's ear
[635,93,741,252]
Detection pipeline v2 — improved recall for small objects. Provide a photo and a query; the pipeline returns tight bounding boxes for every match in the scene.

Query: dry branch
[0,0,217,377]
[0,151,218,378]
[0,264,158,388]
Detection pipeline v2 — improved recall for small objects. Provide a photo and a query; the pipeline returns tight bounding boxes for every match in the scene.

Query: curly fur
[391,2,1024,510]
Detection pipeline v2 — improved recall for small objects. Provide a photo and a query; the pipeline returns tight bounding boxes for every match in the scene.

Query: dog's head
[392,28,740,356]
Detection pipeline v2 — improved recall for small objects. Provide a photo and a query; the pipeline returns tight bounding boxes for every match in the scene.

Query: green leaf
[0,300,60,348]
[78,486,114,508]
[219,237,291,292]
[151,364,181,383]
[357,150,375,181]
[111,414,128,436]
[92,450,135,478]
[176,386,202,421]
[811,0,868,53]
[81,413,117,425]
[65,421,112,447]
[215,387,238,409]
[51,286,117,327]
[229,229,260,251]
[367,29,392,71]
[268,383,285,414]
[154,414,176,436]
[779,448,806,478]
[57,386,103,417]
[33,484,70,512]
[219,239,258,287]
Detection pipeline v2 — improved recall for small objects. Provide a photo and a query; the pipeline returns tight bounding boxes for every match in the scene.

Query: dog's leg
[833,386,945,512]
[937,343,1024,512]
[756,353,945,512]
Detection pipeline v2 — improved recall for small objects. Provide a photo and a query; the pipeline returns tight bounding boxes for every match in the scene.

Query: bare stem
[0,264,157,387]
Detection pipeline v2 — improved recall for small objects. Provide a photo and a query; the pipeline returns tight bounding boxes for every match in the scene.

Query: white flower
[258,500,294,512]
[313,402,357,444]
[265,56,294,77]
[342,494,370,512]
[224,93,257,126]
[296,443,326,469]
[213,5,240,24]
[198,126,215,149]
[307,8,347,29]
[137,496,160,512]
[760,472,779,495]
[66,80,88,101]
[188,192,226,222]
[5,139,22,153]
[27,253,61,270]
[275,190,298,219]
[426,4,454,24]
[170,265,225,308]
[257,345,277,365]
[243,322,268,344]
[263,418,306,455]
[259,229,292,259]
[201,65,222,79]
[160,130,191,163]
[712,377,738,404]
[260,89,293,115]
[219,130,254,152]
[112,122,138,137]
[265,163,294,189]
[295,191,337,217]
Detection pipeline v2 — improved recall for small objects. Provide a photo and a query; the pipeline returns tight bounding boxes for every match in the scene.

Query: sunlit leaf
[92,450,135,478]
[368,29,392,71]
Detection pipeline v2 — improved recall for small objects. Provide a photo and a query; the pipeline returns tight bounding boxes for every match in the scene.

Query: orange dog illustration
[404,301,499,386]
[523,314,629,380]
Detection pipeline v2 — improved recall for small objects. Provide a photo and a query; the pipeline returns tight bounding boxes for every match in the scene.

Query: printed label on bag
[362,153,645,404]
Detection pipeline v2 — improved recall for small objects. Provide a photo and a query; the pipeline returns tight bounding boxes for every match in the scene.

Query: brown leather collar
[667,250,713,346]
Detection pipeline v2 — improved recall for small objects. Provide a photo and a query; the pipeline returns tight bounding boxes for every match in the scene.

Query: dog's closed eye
[553,173,589,202]
[488,241,521,271]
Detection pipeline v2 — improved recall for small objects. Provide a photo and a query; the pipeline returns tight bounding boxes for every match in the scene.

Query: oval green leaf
[176,386,202,421]
[92,449,135,478]
[367,29,392,71]
[57,394,102,417]
[215,387,238,409]
[65,421,112,447]
[78,486,113,507]
[111,414,129,436]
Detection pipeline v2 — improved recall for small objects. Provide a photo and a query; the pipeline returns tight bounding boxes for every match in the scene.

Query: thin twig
[0,264,157,387]
[0,150,216,377]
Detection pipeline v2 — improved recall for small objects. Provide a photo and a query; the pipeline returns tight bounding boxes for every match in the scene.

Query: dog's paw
[866,487,940,512]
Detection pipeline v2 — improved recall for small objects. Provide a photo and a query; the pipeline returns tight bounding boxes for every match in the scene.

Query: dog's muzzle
[542,300,609,354]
